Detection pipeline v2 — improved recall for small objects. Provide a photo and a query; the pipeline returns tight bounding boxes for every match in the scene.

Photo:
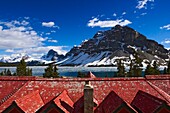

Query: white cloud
[160,24,170,30]
[87,18,132,28]
[7,46,68,58]
[0,20,29,28]
[48,39,58,43]
[122,12,126,15]
[161,39,170,49]
[24,17,30,20]
[53,26,60,29]
[0,19,67,59]
[113,13,117,17]
[136,0,154,9]
[0,20,47,49]
[46,32,51,35]
[5,49,14,53]
[42,22,55,27]
[162,39,170,44]
[141,12,147,16]
[51,30,56,33]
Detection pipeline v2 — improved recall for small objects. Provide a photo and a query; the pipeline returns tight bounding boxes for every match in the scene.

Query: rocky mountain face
[61,25,169,66]
[41,49,65,62]
[1,25,169,66]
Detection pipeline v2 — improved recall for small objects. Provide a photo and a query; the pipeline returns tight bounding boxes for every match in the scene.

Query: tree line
[0,57,170,78]
[0,59,60,78]
[116,51,170,77]
[0,59,32,76]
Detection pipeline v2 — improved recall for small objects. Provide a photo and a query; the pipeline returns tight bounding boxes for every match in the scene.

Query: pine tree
[153,61,160,74]
[133,51,143,77]
[16,59,32,76]
[26,68,32,76]
[167,61,170,74]
[145,61,160,75]
[7,69,12,76]
[117,59,125,77]
[16,59,27,76]
[53,65,59,78]
[127,50,143,77]
[127,59,134,77]
[0,71,4,76]
[163,67,167,74]
[43,64,59,78]
[145,63,155,75]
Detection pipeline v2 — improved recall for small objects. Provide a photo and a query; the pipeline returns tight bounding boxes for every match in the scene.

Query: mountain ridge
[0,25,169,66]
[61,25,169,66]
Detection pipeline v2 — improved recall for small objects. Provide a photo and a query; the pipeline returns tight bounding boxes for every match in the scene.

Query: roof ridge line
[146,80,170,104]
[0,81,31,108]
[0,81,27,105]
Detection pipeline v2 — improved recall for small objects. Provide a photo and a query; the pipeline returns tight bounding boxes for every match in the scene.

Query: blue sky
[0,0,170,58]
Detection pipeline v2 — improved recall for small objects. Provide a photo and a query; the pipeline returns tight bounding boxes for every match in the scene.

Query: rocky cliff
[61,25,169,66]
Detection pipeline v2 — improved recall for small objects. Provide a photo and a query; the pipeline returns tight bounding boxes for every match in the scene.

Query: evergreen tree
[13,72,16,76]
[26,68,32,76]
[43,64,59,78]
[133,52,143,77]
[0,69,12,76]
[117,59,125,77]
[16,59,32,76]
[4,69,7,75]
[16,59,27,76]
[163,67,167,74]
[145,63,155,75]
[128,51,143,77]
[153,61,160,74]
[145,61,160,75]
[0,71,4,76]
[7,69,12,76]
[127,59,134,77]
[53,65,59,78]
[167,61,170,74]
[77,71,85,78]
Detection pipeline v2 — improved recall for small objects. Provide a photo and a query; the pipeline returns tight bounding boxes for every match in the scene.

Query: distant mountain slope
[0,25,169,66]
[61,25,169,66]
[41,49,65,62]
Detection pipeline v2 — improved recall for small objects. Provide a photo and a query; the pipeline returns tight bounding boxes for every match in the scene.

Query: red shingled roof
[14,90,44,113]
[73,95,98,113]
[37,90,74,113]
[53,90,74,113]
[95,91,137,113]
[146,75,170,95]
[131,90,168,113]
[0,75,169,113]
[0,80,26,105]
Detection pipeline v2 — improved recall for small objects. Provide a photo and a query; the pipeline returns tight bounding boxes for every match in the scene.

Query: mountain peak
[112,24,122,30]
[62,26,169,66]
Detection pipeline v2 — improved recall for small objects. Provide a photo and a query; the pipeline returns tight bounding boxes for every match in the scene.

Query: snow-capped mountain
[0,53,55,65]
[0,25,169,66]
[61,25,169,66]
[41,49,65,62]
[0,53,32,63]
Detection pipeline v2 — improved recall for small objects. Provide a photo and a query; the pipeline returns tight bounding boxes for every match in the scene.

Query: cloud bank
[160,24,170,30]
[0,20,45,49]
[0,19,68,59]
[87,18,132,28]
[136,0,154,9]
[42,22,55,27]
